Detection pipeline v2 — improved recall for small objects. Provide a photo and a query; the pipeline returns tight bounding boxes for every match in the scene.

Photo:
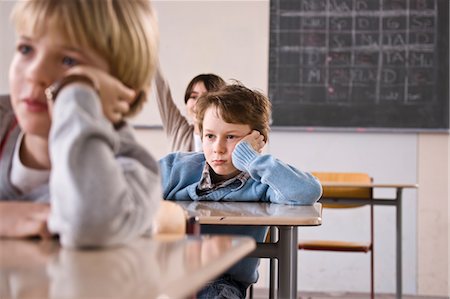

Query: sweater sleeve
[154,68,195,152]
[47,85,161,248]
[232,141,322,205]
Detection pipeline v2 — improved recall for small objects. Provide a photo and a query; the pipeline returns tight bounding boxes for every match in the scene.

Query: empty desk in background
[0,235,255,299]
[320,182,418,299]
[176,201,323,299]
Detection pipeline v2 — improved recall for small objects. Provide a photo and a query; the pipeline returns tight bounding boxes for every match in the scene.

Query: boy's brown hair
[196,82,271,142]
[11,0,159,117]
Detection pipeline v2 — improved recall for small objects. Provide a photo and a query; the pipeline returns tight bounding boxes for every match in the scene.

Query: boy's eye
[226,135,236,140]
[205,134,215,139]
[18,44,33,55]
[62,56,78,67]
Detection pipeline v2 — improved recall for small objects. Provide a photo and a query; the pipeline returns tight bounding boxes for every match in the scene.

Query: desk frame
[177,202,322,299]
[248,225,305,299]
[318,182,417,299]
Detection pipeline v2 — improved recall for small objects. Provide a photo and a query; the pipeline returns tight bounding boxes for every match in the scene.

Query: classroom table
[0,235,255,299]
[320,182,418,299]
[176,201,323,299]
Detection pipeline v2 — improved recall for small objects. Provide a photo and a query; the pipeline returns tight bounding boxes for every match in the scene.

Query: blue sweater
[159,141,322,286]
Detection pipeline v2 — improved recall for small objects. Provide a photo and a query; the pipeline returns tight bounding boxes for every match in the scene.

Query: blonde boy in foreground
[0,0,183,247]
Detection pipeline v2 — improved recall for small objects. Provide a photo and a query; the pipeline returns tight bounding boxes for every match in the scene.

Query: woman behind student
[0,0,180,246]
[155,67,226,152]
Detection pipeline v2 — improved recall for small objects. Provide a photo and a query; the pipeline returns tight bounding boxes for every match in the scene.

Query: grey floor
[249,289,448,299]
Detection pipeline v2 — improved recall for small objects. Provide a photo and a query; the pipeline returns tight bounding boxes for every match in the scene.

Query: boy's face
[202,106,251,180]
[9,28,109,138]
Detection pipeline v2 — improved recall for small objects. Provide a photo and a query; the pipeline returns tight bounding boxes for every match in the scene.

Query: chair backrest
[312,172,373,208]
[298,172,376,298]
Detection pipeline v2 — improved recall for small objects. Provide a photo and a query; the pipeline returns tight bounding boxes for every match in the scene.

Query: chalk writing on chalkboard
[269,0,449,131]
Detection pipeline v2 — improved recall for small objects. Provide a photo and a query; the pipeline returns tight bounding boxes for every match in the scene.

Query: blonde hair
[11,0,159,117]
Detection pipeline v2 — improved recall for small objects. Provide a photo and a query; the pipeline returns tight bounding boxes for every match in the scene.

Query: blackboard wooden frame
[268,0,449,132]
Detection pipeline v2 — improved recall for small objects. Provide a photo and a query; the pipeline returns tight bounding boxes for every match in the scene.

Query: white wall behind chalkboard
[131,0,270,127]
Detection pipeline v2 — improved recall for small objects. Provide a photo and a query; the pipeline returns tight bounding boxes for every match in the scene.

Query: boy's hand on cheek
[66,66,136,124]
[239,130,266,153]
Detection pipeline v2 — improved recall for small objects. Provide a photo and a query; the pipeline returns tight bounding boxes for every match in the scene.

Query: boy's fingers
[9,218,46,238]
[103,99,129,123]
[39,222,53,239]
[31,210,50,222]
[116,100,130,114]
[110,111,123,124]
[251,130,260,137]
[119,87,136,104]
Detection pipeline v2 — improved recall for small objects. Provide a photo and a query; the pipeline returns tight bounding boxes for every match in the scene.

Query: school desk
[319,181,418,299]
[0,235,255,299]
[176,201,323,299]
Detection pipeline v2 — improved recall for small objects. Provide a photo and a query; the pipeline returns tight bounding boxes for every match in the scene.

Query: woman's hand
[0,202,52,239]
[64,66,137,124]
[238,130,266,153]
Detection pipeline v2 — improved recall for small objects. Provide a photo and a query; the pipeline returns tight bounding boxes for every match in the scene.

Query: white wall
[1,1,448,297]
[132,0,269,128]
[0,1,15,93]
[417,134,450,296]
[268,131,418,294]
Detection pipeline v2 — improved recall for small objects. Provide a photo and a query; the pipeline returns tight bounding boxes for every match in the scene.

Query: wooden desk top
[321,182,418,188]
[0,235,255,299]
[176,201,322,226]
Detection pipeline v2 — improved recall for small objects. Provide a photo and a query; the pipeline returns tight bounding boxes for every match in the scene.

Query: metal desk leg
[277,226,298,299]
[396,188,403,299]
[269,226,278,299]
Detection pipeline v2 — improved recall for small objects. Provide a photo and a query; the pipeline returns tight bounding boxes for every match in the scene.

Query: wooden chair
[298,172,374,299]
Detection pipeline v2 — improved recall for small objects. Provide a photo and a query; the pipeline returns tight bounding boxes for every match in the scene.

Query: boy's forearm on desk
[0,201,51,238]
[232,142,322,205]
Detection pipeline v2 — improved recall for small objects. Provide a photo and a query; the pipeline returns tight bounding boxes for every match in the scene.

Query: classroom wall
[417,134,450,296]
[1,1,448,297]
[0,1,15,93]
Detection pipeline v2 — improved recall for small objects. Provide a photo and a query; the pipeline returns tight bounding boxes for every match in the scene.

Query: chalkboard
[268,0,449,131]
